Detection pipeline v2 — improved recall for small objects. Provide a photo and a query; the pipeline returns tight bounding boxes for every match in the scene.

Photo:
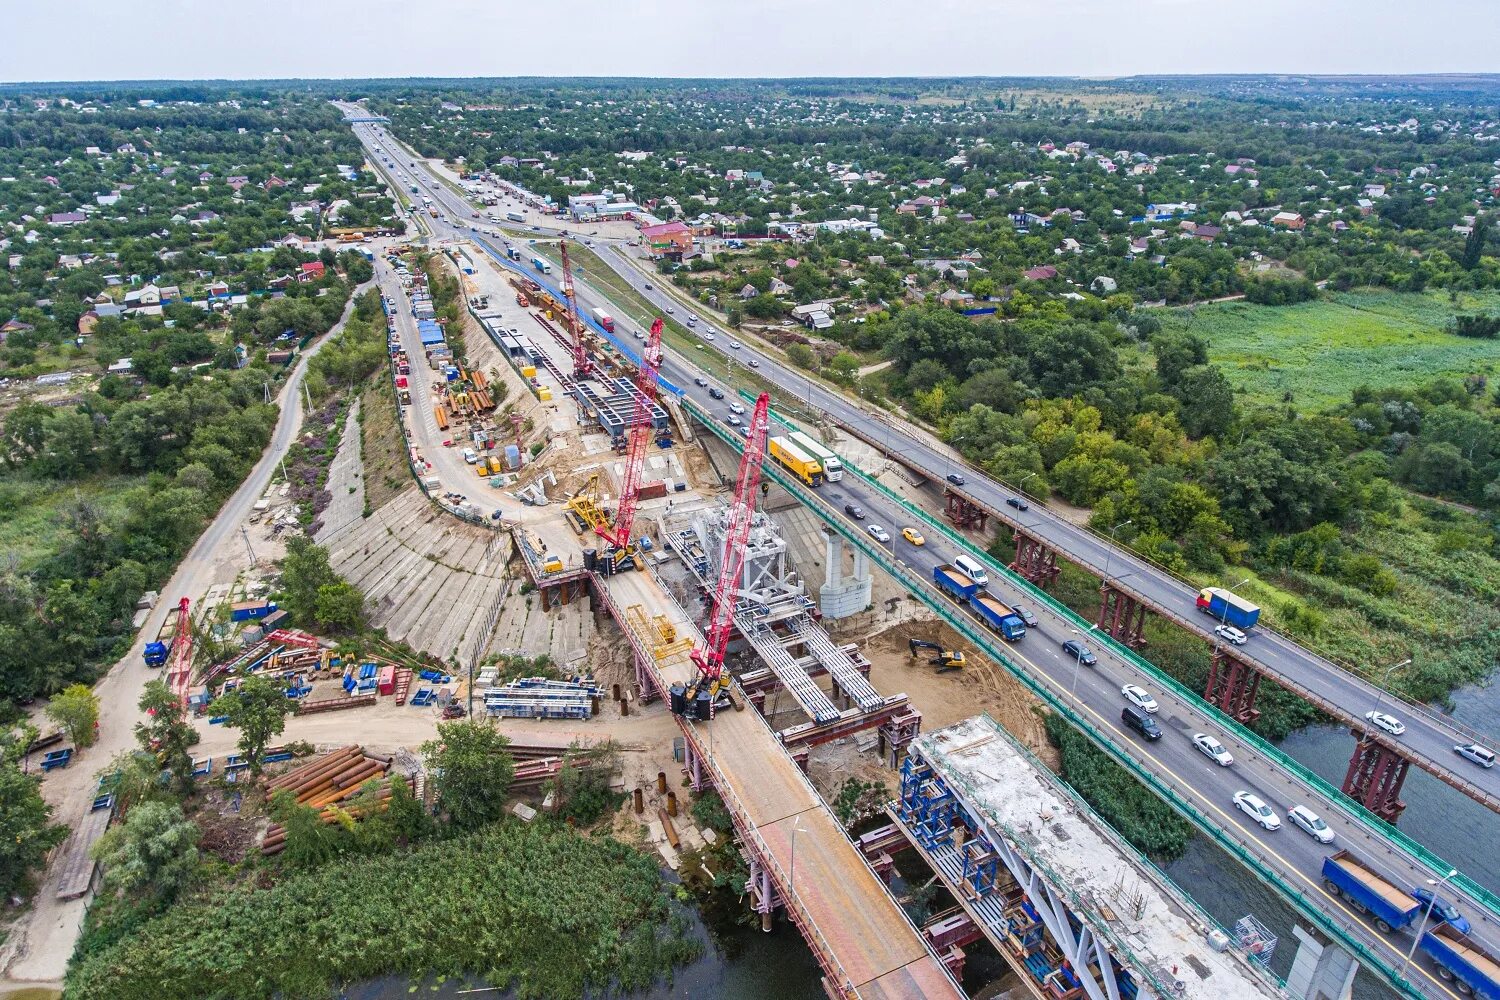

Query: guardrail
[686,398,1447,999]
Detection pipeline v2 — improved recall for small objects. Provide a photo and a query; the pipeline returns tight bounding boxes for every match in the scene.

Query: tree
[314,581,366,632]
[1152,331,1208,389]
[0,728,67,898]
[1173,365,1235,440]
[270,789,341,869]
[135,680,197,795]
[45,683,100,748]
[421,720,516,830]
[785,343,817,370]
[91,799,199,901]
[279,536,340,622]
[1461,214,1488,270]
[216,675,293,775]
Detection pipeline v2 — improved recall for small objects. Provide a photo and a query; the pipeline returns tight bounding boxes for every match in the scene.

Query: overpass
[345,118,1500,999]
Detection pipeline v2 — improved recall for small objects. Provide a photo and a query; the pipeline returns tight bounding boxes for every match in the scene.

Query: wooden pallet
[393,667,413,705]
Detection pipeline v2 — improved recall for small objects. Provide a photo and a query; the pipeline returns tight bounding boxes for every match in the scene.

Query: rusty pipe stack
[261,746,404,855]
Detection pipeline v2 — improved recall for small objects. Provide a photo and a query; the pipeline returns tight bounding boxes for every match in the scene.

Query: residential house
[1091,276,1118,294]
[768,277,792,296]
[738,283,759,300]
[299,261,326,282]
[123,284,161,308]
[1023,265,1059,281]
[938,289,975,306]
[226,175,250,191]
[1,317,35,343]
[1271,212,1306,230]
[207,280,231,298]
[157,285,181,303]
[1193,224,1222,241]
[639,220,693,256]
[49,211,87,226]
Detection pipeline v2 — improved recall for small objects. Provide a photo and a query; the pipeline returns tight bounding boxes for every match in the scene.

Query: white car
[665,306,674,314]
[1233,791,1281,831]
[726,414,742,426]
[1215,623,1248,645]
[728,401,745,415]
[1192,733,1234,767]
[749,359,760,368]
[1364,710,1406,736]
[1121,684,1158,714]
[703,331,716,341]
[462,448,478,465]
[729,340,742,350]
[1287,805,1335,844]
[867,525,891,543]
[1455,743,1496,768]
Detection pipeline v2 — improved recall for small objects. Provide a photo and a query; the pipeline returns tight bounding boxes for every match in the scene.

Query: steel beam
[1204,646,1263,724]
[1097,585,1148,649]
[1342,733,1410,823]
[1010,531,1060,589]
[944,488,989,531]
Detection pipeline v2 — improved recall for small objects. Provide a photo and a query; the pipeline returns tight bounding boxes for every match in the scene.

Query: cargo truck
[1321,850,1424,933]
[970,593,1027,641]
[789,431,844,482]
[1422,923,1500,999]
[933,564,981,603]
[506,210,526,222]
[1196,587,1261,630]
[506,245,521,261]
[592,307,615,333]
[768,436,824,487]
[532,257,551,274]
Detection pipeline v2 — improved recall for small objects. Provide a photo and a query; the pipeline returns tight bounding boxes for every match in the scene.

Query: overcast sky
[5,0,1499,82]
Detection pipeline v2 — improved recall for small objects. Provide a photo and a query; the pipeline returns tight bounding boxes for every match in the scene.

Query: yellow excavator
[909,639,965,673]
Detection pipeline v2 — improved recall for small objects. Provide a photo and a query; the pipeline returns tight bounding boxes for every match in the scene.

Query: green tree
[826,351,861,385]
[1461,214,1488,270]
[135,680,197,795]
[216,675,293,775]
[1174,365,1235,439]
[314,581,366,632]
[785,343,817,370]
[279,536,340,622]
[0,728,67,898]
[270,789,341,869]
[91,799,200,901]
[45,683,100,748]
[421,720,516,830]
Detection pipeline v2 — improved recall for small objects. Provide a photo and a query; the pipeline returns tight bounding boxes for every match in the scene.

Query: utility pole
[240,525,257,566]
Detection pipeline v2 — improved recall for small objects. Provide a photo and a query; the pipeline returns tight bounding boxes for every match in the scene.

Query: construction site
[32,229,1294,1000]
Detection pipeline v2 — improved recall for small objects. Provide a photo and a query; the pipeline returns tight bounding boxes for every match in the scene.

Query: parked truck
[143,616,180,667]
[1321,850,1424,934]
[1196,587,1261,630]
[1421,923,1500,999]
[532,257,551,275]
[592,307,615,333]
[970,593,1027,642]
[933,564,981,604]
[506,210,526,222]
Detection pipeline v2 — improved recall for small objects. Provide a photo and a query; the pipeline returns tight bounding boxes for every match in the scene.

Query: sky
[5,0,1500,82]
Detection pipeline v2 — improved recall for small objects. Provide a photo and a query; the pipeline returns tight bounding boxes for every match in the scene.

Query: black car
[946,473,966,486]
[1012,604,1039,628]
[708,387,725,400]
[1006,496,1030,511]
[1062,639,1097,666]
[844,503,866,520]
[694,376,708,387]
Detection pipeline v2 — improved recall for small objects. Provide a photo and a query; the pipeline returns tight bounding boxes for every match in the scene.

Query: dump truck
[1196,587,1261,630]
[768,436,824,487]
[143,616,180,667]
[1321,850,1424,933]
[970,593,1026,642]
[1421,923,1500,999]
[933,564,981,603]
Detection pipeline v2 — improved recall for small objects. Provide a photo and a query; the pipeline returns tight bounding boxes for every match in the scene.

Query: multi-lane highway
[345,116,1500,998]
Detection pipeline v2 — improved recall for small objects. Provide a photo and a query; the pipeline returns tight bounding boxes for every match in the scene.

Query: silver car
[1192,733,1234,767]
[1287,805,1335,844]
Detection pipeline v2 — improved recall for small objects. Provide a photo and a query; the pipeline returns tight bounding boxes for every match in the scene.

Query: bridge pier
[877,706,923,768]
[1341,733,1410,823]
[1204,647,1263,724]
[683,737,707,793]
[1097,585,1148,649]
[1009,531,1060,589]
[943,489,989,532]
[747,853,779,931]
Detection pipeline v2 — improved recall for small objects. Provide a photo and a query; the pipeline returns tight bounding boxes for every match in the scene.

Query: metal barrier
[687,398,1441,998]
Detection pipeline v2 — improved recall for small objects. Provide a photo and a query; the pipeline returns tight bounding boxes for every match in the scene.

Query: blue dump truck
[1196,586,1261,630]
[933,564,980,603]
[971,593,1027,642]
[1422,923,1500,999]
[1321,850,1425,934]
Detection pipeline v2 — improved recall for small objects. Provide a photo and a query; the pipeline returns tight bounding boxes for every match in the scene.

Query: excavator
[909,639,966,673]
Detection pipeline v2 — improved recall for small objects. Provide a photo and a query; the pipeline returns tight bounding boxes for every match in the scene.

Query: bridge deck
[602,570,960,999]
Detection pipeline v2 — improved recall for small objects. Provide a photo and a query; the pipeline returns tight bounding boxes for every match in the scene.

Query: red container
[377,665,396,696]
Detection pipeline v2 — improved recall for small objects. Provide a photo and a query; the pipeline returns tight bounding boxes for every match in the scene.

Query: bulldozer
[909,639,965,673]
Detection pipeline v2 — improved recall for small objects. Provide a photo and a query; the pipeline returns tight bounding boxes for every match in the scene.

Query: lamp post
[1069,624,1099,696]
[1370,657,1413,719]
[1101,519,1133,587]
[1402,869,1457,979]
[1017,471,1037,497]
[789,819,807,905]
[945,434,970,482]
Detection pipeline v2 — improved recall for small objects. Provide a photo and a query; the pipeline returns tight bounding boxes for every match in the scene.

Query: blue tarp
[417,320,445,346]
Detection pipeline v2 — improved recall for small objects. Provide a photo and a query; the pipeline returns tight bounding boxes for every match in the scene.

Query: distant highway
[345,117,1500,998]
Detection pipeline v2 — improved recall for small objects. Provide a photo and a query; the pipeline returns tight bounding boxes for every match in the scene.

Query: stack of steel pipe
[262,775,412,855]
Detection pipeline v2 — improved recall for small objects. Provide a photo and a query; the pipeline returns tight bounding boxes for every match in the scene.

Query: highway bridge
[345,117,1500,999]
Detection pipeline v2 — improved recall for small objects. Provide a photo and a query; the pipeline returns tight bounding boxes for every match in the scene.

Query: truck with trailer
[1320,850,1424,933]
[970,593,1027,642]
[933,564,981,604]
[1196,587,1261,630]
[591,307,615,333]
[506,246,521,261]
[1421,923,1500,999]
[789,431,844,482]
[531,257,551,274]
[506,210,526,222]
[767,436,824,487]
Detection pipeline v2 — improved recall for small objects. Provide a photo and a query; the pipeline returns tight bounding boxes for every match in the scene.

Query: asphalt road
[346,120,1499,997]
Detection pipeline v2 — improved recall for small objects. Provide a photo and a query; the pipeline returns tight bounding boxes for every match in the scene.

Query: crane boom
[558,238,589,377]
[165,597,193,708]
[689,393,771,697]
[598,317,663,550]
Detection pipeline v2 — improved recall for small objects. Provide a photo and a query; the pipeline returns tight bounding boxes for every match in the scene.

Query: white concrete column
[1286,926,1358,1000]
[824,531,841,590]
[852,547,869,583]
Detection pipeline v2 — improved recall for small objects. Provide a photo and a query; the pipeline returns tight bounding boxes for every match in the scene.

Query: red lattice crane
[164,597,194,708]
[558,237,590,378]
[598,317,664,551]
[685,393,771,714]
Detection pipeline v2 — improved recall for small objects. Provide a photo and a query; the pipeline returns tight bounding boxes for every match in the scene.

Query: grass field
[0,474,149,571]
[1153,289,1500,410]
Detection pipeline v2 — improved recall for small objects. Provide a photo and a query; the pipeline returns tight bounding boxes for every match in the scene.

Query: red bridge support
[1097,586,1148,649]
[1204,647,1262,724]
[1342,733,1410,823]
[1009,532,1060,589]
[944,489,989,532]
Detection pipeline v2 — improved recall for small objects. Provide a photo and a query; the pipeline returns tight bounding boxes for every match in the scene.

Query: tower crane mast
[598,317,664,551]
[558,237,590,377]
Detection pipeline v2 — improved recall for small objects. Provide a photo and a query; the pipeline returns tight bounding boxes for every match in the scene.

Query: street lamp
[789,819,807,903]
[1017,472,1037,495]
[1101,519,1133,586]
[1370,657,1413,718]
[1402,869,1457,979]
[945,435,970,482]
[1069,624,1099,696]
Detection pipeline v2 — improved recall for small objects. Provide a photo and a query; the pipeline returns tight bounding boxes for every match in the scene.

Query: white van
[462,448,478,464]
[954,555,989,589]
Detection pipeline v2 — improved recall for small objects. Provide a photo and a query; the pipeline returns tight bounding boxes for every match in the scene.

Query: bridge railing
[687,399,1453,997]
[824,432,1500,925]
